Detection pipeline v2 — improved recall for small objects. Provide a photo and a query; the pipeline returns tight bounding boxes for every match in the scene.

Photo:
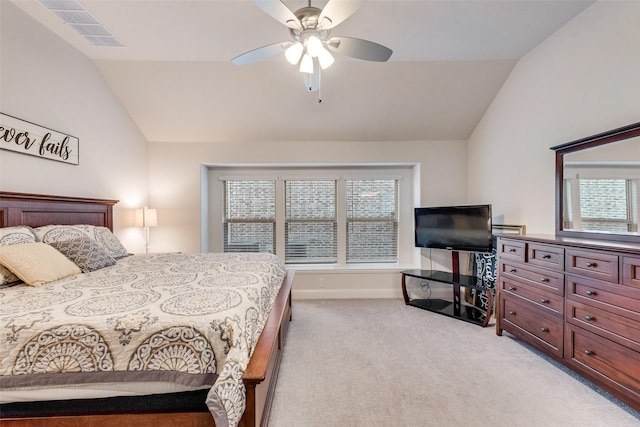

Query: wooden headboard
[0,192,118,231]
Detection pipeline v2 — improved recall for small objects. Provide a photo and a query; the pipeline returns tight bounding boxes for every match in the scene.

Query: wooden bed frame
[0,191,293,427]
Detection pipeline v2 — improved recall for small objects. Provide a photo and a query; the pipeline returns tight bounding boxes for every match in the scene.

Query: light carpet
[268,299,640,427]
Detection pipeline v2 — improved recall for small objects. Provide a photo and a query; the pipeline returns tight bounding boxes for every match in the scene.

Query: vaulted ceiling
[12,0,594,142]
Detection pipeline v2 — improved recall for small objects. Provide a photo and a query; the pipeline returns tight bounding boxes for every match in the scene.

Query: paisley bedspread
[0,252,287,427]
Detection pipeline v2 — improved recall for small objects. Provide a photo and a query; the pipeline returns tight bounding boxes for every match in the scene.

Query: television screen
[414,204,493,252]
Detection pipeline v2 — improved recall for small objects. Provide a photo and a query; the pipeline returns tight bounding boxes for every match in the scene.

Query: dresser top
[495,233,640,255]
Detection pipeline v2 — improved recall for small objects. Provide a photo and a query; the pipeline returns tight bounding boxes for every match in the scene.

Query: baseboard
[292,288,403,299]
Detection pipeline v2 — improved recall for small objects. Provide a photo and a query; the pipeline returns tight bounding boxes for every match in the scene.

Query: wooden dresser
[496,234,640,412]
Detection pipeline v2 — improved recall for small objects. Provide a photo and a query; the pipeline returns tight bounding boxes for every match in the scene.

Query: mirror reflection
[562,136,640,236]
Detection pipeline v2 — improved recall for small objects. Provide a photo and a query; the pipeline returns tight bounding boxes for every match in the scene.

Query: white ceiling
[12,0,595,142]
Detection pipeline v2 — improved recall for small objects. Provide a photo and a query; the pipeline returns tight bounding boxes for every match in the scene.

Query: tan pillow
[0,226,38,285]
[0,242,82,287]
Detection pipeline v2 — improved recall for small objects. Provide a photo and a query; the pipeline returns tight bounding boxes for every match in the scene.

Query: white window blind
[563,179,573,229]
[223,180,275,253]
[346,179,398,262]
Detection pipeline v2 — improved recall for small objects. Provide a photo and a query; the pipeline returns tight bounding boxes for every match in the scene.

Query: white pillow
[33,224,94,243]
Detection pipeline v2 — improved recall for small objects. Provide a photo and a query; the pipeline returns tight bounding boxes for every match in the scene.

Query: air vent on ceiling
[38,0,124,47]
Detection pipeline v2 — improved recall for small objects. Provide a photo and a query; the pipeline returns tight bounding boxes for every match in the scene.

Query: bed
[0,191,294,427]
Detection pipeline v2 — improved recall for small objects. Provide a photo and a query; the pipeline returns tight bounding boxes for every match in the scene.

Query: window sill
[286,263,417,274]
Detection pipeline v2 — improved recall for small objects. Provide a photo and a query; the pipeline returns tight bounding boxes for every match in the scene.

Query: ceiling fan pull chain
[318,68,322,103]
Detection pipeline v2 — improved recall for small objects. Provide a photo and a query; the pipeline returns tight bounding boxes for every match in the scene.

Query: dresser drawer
[565,324,640,400]
[566,299,640,352]
[623,256,640,289]
[566,248,619,283]
[528,242,564,271]
[497,239,525,262]
[500,276,563,316]
[566,274,640,315]
[500,296,563,358]
[500,261,564,295]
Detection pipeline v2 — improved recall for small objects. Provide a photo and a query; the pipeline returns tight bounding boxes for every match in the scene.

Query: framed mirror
[551,122,640,243]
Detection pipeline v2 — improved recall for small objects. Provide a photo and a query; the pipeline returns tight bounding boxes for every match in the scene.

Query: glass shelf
[401,269,495,327]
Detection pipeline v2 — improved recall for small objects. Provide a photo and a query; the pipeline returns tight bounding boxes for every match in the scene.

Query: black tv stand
[401,252,495,327]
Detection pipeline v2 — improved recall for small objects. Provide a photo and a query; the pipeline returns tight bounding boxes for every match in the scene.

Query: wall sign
[0,113,79,165]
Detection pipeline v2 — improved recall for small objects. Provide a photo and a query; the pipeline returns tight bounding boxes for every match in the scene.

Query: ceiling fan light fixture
[317,47,334,69]
[235,1,393,99]
[299,53,313,74]
[305,35,323,57]
[285,42,304,64]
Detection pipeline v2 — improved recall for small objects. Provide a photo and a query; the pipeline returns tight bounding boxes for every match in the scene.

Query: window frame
[206,165,415,268]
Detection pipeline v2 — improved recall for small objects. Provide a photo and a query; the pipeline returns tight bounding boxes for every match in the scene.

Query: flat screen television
[414,204,493,253]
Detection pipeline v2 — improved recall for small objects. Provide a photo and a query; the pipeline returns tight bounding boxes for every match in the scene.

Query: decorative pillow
[92,226,129,259]
[33,224,94,243]
[0,242,81,287]
[0,226,37,285]
[48,236,117,272]
[34,225,129,259]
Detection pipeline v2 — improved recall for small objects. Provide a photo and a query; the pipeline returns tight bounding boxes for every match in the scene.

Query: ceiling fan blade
[251,1,301,29]
[303,68,320,92]
[327,37,393,62]
[231,42,289,65]
[318,0,364,29]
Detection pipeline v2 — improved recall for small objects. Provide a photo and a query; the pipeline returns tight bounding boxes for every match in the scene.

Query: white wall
[467,1,640,234]
[0,2,150,252]
[148,139,468,298]
[9,1,636,299]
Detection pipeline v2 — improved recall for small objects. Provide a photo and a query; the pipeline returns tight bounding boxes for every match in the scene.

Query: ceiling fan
[232,0,393,100]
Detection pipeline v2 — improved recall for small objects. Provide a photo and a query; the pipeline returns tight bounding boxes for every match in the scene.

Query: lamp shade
[135,207,158,228]
[317,47,334,70]
[306,36,323,57]
[285,42,304,64]
[299,53,313,74]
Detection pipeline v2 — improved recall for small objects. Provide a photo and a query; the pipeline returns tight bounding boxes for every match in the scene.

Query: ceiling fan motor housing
[289,6,331,42]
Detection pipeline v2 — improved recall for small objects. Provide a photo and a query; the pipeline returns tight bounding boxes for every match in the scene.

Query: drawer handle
[585,290,597,296]
[585,315,594,322]
[540,277,549,283]
[540,299,549,304]
[540,327,548,332]
[509,248,517,253]
[584,350,594,356]
[542,254,551,259]
[508,310,516,316]
[586,262,597,268]
[508,286,517,291]
[509,268,517,273]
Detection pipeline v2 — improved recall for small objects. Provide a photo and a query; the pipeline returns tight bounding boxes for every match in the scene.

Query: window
[578,179,637,232]
[285,180,337,263]
[346,179,398,262]
[223,180,275,253]
[564,177,638,233]
[210,165,414,266]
